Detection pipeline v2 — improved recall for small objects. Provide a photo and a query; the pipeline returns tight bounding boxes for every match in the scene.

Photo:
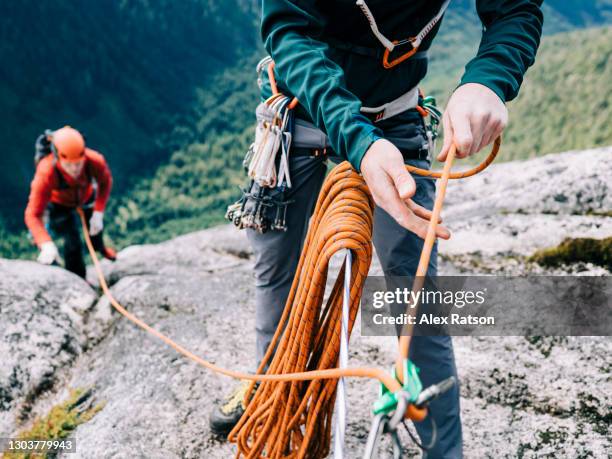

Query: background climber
[24,126,116,278]
[212,1,544,456]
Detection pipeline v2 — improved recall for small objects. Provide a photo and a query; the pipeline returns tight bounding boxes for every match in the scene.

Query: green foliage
[499,26,612,160]
[3,388,104,459]
[105,57,260,247]
[423,26,612,161]
[0,0,259,229]
[426,0,612,80]
[0,218,34,260]
[2,4,610,257]
[543,0,612,32]
[529,237,612,271]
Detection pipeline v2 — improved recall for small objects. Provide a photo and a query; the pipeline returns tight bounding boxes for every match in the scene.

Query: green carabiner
[372,358,423,415]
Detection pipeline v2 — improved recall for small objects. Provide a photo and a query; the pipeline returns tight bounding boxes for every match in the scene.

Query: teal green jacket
[261,0,543,171]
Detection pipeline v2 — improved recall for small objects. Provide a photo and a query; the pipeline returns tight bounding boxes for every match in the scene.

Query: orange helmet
[52,126,85,162]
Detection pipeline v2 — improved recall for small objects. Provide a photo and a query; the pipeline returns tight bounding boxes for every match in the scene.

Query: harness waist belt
[293,118,332,149]
[360,85,420,122]
[291,146,428,161]
[293,84,420,151]
[293,118,429,161]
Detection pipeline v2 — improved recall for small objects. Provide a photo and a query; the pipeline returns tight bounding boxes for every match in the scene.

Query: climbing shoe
[102,246,117,261]
[209,380,256,436]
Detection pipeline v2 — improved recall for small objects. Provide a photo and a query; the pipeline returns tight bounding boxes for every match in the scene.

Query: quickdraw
[226,61,297,233]
[225,182,293,233]
[417,93,443,153]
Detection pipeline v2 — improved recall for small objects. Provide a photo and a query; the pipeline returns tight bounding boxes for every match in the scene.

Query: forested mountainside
[1,0,610,257]
[0,0,259,228]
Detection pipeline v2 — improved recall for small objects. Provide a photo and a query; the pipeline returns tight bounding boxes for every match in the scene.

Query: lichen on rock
[529,237,612,271]
[3,388,104,459]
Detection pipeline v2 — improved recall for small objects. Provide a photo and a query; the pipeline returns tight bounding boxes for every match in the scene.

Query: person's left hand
[437,83,507,161]
[89,211,104,236]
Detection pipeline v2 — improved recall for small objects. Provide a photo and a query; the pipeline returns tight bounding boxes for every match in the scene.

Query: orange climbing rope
[79,204,398,390]
[230,163,380,457]
[79,140,499,459]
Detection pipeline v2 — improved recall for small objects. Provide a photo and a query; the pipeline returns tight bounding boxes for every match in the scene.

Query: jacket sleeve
[91,153,112,212]
[24,164,53,246]
[262,0,383,171]
[461,0,544,102]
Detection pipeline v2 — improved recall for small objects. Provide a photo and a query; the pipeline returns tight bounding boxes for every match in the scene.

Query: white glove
[89,211,104,236]
[37,241,60,265]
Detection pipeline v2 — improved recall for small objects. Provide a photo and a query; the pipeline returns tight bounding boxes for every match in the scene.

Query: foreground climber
[213,1,543,456]
[25,126,116,278]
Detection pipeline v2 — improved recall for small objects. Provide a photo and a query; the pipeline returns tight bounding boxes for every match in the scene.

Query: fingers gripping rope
[408,137,501,179]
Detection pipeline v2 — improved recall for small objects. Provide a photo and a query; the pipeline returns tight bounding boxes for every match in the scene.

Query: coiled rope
[78,138,500,459]
[230,163,375,458]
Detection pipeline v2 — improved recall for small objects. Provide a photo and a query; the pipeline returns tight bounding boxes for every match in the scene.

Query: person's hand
[37,241,60,265]
[89,211,104,236]
[438,83,507,161]
[360,139,450,240]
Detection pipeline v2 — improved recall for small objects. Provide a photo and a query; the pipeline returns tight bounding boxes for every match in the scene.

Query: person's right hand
[360,139,450,240]
[37,241,60,265]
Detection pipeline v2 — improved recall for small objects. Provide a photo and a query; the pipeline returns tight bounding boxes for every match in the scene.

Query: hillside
[1,2,611,257]
[425,0,612,78]
[1,148,610,457]
[497,26,611,160]
[0,0,259,229]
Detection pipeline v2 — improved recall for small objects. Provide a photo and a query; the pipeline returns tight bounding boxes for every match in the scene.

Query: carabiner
[382,39,419,69]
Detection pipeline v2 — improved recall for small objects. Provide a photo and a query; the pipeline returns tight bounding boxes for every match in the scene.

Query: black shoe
[209,380,254,437]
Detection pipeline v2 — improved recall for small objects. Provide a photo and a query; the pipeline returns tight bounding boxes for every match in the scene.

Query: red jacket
[25,149,112,246]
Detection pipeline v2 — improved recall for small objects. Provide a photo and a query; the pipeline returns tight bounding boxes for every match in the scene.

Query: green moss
[585,210,612,218]
[529,237,612,271]
[576,392,612,436]
[525,336,567,358]
[538,426,569,445]
[3,388,104,459]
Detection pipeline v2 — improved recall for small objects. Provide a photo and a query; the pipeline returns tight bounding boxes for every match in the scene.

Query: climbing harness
[356,0,451,68]
[226,58,443,233]
[360,86,420,123]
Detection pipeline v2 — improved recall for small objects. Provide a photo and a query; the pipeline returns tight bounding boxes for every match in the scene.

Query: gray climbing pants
[246,149,462,459]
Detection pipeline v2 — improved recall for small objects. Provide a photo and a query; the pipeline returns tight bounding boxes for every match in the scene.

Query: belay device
[226,57,295,233]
